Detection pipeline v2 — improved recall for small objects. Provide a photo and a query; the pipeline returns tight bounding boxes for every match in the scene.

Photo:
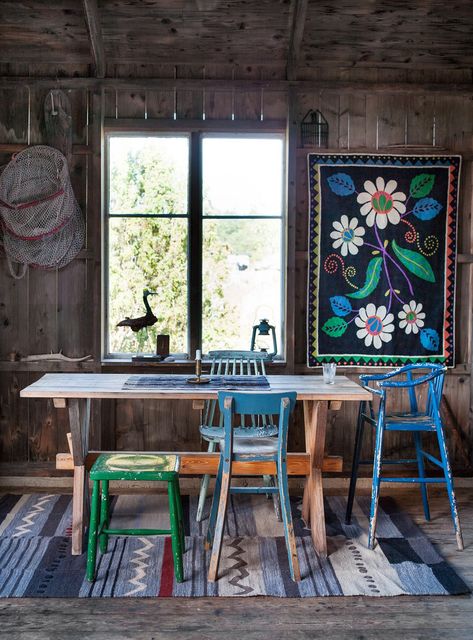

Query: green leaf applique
[392,240,435,282]
[321,316,348,338]
[409,173,435,199]
[346,257,383,299]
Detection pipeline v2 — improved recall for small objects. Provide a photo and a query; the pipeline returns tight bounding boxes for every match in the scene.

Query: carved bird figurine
[117,289,158,333]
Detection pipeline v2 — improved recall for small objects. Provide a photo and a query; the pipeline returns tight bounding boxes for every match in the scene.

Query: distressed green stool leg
[168,479,184,583]
[99,480,109,554]
[86,480,101,582]
[173,477,185,551]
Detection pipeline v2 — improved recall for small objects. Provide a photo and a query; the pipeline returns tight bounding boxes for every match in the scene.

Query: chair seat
[200,424,278,441]
[218,436,278,454]
[385,413,436,432]
[90,453,180,481]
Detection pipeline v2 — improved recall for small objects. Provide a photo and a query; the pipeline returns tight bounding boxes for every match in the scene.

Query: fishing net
[2,206,85,270]
[0,145,84,278]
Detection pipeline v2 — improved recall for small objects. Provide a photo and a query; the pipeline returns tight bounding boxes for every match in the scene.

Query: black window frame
[103,124,287,360]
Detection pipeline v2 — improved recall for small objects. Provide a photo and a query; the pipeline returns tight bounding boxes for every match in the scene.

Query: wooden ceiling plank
[287,0,309,81]
[82,0,105,78]
[1,76,473,98]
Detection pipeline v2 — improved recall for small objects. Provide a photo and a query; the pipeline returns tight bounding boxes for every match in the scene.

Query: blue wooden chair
[346,363,464,551]
[196,350,280,522]
[205,391,300,582]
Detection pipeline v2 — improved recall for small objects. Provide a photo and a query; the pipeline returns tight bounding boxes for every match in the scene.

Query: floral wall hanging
[307,154,460,367]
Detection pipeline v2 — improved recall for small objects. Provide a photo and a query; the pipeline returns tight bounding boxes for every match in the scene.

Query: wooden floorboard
[0,487,472,640]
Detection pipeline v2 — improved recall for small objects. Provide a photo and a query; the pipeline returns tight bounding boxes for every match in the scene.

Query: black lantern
[250,319,277,359]
[300,109,328,148]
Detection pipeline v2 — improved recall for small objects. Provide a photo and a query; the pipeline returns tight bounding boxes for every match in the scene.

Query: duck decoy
[117,289,158,333]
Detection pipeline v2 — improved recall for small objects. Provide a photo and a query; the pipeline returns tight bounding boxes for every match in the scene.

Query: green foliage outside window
[108,143,238,354]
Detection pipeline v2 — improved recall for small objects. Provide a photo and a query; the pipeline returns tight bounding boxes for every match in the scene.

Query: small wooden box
[156,334,170,357]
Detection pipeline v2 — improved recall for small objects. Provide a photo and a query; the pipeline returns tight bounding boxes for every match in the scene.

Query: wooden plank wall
[0,63,472,476]
[294,68,473,470]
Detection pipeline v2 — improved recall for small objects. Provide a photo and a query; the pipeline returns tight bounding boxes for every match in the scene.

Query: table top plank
[20,373,372,401]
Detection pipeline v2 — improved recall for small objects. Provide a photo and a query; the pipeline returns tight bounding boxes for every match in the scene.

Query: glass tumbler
[322,363,337,384]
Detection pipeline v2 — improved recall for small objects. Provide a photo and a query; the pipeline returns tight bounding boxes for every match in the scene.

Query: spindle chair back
[346,363,463,551]
[196,350,277,522]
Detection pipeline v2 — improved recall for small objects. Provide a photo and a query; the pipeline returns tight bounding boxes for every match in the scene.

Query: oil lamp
[250,319,277,359]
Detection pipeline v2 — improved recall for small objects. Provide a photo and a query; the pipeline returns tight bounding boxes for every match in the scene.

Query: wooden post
[68,398,91,555]
[302,399,329,557]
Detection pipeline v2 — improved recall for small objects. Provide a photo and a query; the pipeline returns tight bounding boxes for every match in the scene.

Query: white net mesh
[0,145,84,276]
[3,204,85,269]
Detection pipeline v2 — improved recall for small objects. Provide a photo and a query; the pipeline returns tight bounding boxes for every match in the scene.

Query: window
[105,131,285,358]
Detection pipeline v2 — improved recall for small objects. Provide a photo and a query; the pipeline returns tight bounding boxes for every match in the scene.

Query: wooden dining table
[20,373,371,556]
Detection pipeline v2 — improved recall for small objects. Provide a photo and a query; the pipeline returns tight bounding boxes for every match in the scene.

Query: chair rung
[233,454,278,462]
[359,458,428,465]
[421,451,444,469]
[385,425,436,432]
[380,477,446,484]
[230,486,278,494]
[101,527,172,536]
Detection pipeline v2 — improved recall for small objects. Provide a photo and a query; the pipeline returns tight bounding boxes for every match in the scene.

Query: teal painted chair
[205,391,300,583]
[346,364,464,551]
[197,350,280,522]
[86,453,185,583]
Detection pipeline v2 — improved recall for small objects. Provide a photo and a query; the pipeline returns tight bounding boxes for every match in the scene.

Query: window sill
[100,358,288,371]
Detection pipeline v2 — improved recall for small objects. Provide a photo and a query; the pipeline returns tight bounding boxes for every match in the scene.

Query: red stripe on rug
[158,536,174,597]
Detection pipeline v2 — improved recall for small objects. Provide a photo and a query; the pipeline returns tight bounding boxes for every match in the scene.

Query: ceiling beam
[1,76,473,97]
[82,0,105,78]
[287,0,309,81]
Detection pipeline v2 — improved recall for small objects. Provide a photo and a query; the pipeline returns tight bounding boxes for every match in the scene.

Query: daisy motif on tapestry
[307,154,460,367]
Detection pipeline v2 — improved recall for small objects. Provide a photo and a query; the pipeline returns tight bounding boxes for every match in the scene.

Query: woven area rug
[0,493,468,597]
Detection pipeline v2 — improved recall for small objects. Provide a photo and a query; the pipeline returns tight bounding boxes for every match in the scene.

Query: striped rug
[0,493,468,597]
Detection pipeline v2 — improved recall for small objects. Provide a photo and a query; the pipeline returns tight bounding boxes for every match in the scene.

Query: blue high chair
[345,363,464,551]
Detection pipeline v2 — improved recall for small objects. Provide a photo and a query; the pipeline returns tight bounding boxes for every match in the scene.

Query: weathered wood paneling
[0,74,96,465]
[291,81,473,471]
[0,65,472,476]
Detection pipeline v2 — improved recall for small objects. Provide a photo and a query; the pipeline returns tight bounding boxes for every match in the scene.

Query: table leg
[301,401,315,524]
[302,400,328,557]
[68,398,91,555]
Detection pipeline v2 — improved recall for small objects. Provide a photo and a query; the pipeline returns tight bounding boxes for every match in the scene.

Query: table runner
[123,374,270,390]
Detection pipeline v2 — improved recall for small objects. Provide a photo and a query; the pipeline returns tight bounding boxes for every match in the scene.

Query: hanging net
[2,209,85,270]
[0,145,84,277]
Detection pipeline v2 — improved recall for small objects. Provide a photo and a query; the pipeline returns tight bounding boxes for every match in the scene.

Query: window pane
[108,217,188,354]
[202,219,283,353]
[109,136,189,215]
[202,137,284,216]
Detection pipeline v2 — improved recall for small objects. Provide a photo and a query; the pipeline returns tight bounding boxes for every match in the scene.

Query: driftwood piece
[20,352,92,363]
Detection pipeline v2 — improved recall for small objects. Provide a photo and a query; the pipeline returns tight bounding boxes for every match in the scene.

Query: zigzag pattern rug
[0,493,468,597]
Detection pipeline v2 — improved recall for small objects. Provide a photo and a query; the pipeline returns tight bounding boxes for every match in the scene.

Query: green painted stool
[86,453,185,583]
